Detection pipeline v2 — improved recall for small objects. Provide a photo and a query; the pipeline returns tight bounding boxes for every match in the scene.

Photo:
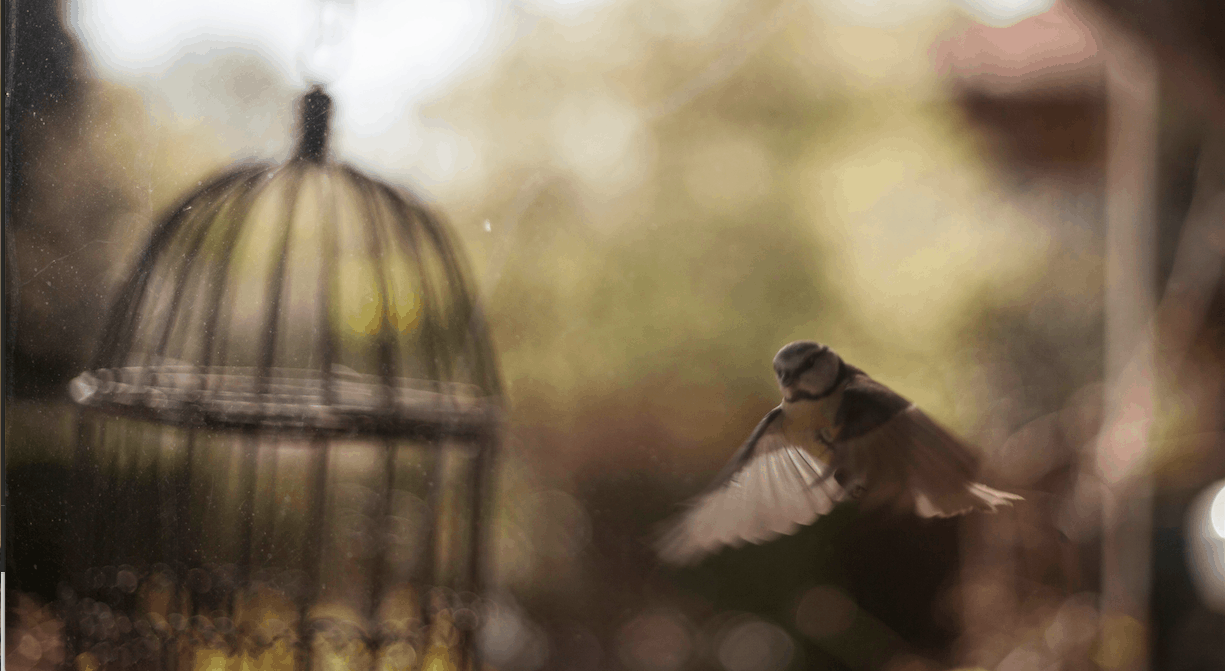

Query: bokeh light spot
[529,490,593,560]
[682,134,772,215]
[1185,480,1225,612]
[1091,615,1146,670]
[1043,592,1099,655]
[615,611,693,671]
[715,617,794,671]
[1210,482,1225,539]
[795,585,857,639]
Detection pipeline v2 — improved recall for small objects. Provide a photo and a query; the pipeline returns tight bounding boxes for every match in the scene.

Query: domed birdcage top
[69,87,501,438]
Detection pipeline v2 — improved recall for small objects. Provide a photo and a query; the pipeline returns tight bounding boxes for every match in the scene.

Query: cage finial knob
[298,85,332,162]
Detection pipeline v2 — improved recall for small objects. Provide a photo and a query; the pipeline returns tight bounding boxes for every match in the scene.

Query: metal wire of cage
[61,87,503,671]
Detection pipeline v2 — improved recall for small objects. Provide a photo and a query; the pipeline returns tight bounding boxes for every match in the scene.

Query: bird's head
[773,341,841,400]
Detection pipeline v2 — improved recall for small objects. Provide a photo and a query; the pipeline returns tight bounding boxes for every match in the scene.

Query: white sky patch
[820,0,946,28]
[68,0,502,142]
[820,0,1057,28]
[520,0,619,21]
[63,0,1057,184]
[69,0,311,75]
[551,93,650,195]
[951,0,1057,26]
[334,114,484,194]
[328,0,499,132]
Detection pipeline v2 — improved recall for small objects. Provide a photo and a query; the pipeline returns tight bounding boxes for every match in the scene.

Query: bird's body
[656,341,1021,565]
[778,394,835,457]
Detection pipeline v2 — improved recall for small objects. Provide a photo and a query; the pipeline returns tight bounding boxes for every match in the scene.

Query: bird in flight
[656,341,1021,565]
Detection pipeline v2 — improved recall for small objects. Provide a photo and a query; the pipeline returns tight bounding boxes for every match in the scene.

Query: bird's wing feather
[655,409,846,565]
[704,406,784,492]
[835,389,1022,517]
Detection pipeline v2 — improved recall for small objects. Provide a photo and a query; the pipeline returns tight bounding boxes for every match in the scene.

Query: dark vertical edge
[92,232,172,370]
[373,181,443,383]
[459,436,496,671]
[404,187,503,670]
[368,180,444,633]
[120,169,249,370]
[97,420,122,586]
[153,428,184,671]
[411,185,503,671]
[469,435,497,596]
[116,420,143,585]
[194,435,222,617]
[232,432,259,623]
[297,436,331,671]
[368,178,469,647]
[172,432,198,617]
[256,161,304,390]
[241,163,303,615]
[65,414,99,581]
[258,440,281,579]
[92,166,265,370]
[295,87,332,163]
[296,168,339,671]
[150,184,240,365]
[164,621,179,671]
[346,170,397,395]
[346,171,400,655]
[319,159,339,406]
[64,412,101,664]
[366,438,398,644]
[419,446,445,629]
[415,206,470,380]
[2,0,19,580]
[406,191,501,396]
[128,421,158,615]
[197,168,278,380]
[145,164,281,636]
[151,426,174,588]
[136,198,207,376]
[91,418,114,599]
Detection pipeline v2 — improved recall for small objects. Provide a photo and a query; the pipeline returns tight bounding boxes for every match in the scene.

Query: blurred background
[6,0,1225,669]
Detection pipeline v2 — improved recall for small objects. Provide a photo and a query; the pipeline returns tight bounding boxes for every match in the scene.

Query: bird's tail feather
[914,482,1023,518]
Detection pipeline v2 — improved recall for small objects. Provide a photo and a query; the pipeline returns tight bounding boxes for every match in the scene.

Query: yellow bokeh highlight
[193,648,229,671]
[1092,615,1146,670]
[823,138,917,215]
[313,639,373,671]
[255,640,296,671]
[74,653,101,671]
[375,642,418,671]
[338,256,423,337]
[420,646,457,671]
[375,585,422,634]
[789,103,1050,424]
[682,132,773,215]
[173,638,467,671]
[385,259,425,335]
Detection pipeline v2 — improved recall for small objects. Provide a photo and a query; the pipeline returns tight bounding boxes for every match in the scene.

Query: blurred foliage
[25,0,1225,670]
[403,4,1086,564]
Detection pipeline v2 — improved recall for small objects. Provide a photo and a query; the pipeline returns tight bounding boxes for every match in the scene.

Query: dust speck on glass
[62,85,503,671]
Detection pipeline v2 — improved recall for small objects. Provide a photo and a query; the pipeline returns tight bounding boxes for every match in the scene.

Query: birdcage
[61,87,502,671]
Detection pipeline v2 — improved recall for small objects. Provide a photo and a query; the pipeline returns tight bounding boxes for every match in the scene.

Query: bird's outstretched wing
[655,407,847,565]
[833,380,1022,517]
